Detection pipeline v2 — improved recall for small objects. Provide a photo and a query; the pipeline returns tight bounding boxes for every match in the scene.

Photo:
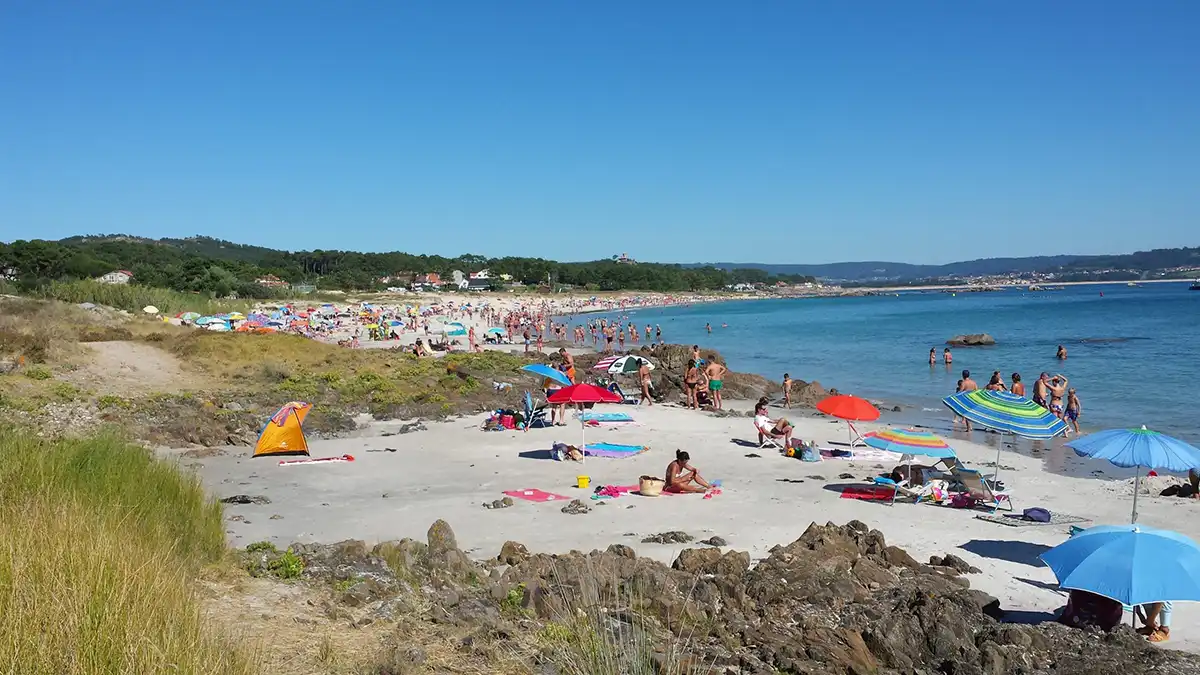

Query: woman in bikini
[684,359,700,410]
[665,450,711,493]
[638,360,653,406]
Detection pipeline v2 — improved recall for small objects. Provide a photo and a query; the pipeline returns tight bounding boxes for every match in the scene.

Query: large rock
[947,333,996,346]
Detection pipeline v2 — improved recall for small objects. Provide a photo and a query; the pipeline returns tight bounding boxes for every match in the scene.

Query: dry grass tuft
[0,431,256,674]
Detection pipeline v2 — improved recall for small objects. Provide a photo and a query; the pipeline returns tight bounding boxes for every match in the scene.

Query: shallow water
[570,281,1200,447]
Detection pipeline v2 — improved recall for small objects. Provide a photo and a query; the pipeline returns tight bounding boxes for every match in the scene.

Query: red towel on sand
[839,485,893,501]
[503,489,570,503]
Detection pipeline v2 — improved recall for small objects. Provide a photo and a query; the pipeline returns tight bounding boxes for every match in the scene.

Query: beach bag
[639,475,665,497]
[1023,507,1052,522]
[799,445,821,462]
[949,493,975,509]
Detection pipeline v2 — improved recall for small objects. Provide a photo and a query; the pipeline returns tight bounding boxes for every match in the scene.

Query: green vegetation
[35,279,253,314]
[2,234,816,293]
[267,548,305,580]
[0,430,254,674]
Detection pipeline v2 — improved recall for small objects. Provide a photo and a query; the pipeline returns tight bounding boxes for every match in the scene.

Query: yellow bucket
[576,475,590,489]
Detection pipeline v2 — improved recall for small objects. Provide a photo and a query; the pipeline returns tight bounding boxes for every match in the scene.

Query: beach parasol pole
[1131,466,1141,524]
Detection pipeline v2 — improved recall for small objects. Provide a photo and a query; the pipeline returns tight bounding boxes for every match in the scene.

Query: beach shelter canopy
[605,355,654,375]
[816,395,880,421]
[521,364,572,387]
[942,390,1067,440]
[253,401,312,458]
[1067,426,1200,523]
[862,428,956,459]
[485,327,505,335]
[1039,524,1200,606]
[593,355,620,371]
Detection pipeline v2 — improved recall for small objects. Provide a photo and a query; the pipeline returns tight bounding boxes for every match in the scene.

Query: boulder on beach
[946,333,996,346]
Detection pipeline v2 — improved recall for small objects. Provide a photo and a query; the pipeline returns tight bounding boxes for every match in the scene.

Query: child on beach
[1066,388,1082,434]
[783,373,792,408]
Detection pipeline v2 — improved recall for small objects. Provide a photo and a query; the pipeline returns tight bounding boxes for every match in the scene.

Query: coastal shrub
[33,279,252,315]
[0,430,254,674]
[23,365,52,380]
[267,548,304,580]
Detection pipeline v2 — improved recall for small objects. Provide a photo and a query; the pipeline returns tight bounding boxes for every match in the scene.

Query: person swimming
[665,450,711,494]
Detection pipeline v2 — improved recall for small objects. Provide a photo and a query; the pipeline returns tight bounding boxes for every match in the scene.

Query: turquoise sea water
[574,282,1200,445]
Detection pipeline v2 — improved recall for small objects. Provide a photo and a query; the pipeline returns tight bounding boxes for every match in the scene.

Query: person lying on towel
[665,450,712,494]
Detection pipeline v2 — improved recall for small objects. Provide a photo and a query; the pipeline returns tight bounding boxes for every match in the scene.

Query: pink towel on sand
[503,489,570,503]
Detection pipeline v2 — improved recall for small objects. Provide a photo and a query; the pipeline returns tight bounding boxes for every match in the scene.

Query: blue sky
[1,2,1197,264]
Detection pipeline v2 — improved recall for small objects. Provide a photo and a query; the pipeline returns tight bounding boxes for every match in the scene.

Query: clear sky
[1,2,1197,265]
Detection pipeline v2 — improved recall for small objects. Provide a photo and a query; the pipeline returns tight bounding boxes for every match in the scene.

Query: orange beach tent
[253,401,312,458]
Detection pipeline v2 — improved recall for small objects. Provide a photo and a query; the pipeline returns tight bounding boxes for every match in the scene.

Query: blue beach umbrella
[521,364,572,387]
[1039,524,1200,606]
[1067,426,1200,523]
[485,327,505,335]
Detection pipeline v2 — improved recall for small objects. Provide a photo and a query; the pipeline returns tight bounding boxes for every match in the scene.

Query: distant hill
[692,249,1199,282]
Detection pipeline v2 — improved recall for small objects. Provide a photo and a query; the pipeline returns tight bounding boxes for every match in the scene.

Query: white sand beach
[167,400,1200,652]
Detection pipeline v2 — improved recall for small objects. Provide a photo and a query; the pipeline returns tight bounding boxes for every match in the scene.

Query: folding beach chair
[952,467,1013,513]
[522,391,550,431]
[756,419,785,450]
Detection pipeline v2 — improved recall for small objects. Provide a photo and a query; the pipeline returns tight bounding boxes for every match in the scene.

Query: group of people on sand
[682,346,727,411]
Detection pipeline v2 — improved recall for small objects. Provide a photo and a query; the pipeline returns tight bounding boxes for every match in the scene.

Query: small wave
[1075,337,1150,344]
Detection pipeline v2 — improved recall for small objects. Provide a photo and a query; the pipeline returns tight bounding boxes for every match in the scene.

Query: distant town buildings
[97,270,133,284]
[254,274,290,289]
[614,253,637,265]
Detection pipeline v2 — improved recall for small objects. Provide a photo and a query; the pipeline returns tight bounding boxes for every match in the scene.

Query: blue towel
[580,412,634,422]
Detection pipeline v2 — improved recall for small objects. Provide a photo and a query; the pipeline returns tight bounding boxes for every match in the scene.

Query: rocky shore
[242,519,1198,674]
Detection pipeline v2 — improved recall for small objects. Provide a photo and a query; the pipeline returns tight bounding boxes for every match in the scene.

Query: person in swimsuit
[958,370,978,431]
[1047,374,1069,420]
[1057,344,1068,360]
[929,348,936,365]
[985,372,1007,391]
[655,325,662,344]
[1032,372,1050,408]
[665,450,711,494]
[782,373,792,408]
[704,359,727,410]
[943,348,952,364]
[603,325,615,353]
[706,322,712,334]
[1065,388,1081,434]
[638,359,653,406]
[691,345,702,365]
[645,324,652,340]
[684,359,700,410]
[558,348,576,384]
[618,329,625,351]
[1010,372,1025,397]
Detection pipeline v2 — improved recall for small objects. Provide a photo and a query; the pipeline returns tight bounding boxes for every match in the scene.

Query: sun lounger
[869,476,934,506]
[952,467,1013,513]
[523,391,550,430]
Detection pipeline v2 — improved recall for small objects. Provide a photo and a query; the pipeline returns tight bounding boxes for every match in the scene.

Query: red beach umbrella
[547,384,622,459]
[547,383,622,405]
[817,395,880,448]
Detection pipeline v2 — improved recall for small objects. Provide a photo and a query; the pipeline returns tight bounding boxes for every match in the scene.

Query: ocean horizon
[567,280,1200,448]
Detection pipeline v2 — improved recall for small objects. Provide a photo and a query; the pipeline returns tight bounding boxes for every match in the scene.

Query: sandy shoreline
[168,398,1200,653]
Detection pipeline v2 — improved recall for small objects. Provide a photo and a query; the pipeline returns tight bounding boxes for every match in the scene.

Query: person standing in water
[958,370,978,431]
[1066,388,1082,434]
[655,324,662,344]
[783,373,792,408]
[929,348,936,365]
[943,348,952,364]
[1057,345,1068,360]
[1010,373,1025,397]
[704,358,727,410]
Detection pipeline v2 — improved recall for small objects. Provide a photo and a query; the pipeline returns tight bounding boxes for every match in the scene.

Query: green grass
[0,430,256,674]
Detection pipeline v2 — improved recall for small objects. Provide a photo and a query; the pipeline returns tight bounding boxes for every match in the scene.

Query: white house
[97,270,133,284]
[469,269,490,280]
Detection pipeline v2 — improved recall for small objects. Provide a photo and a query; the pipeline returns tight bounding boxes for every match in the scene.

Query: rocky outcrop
[947,333,997,346]
[250,519,1200,674]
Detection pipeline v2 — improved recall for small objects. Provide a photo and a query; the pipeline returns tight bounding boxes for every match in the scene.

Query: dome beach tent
[253,402,355,465]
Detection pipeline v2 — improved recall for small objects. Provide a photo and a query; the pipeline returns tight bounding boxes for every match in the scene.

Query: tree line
[0,236,818,296]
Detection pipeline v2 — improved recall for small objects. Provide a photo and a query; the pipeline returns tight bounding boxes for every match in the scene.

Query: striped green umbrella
[943,389,1068,480]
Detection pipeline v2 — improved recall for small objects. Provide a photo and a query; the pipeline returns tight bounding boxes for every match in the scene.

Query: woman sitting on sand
[665,450,711,494]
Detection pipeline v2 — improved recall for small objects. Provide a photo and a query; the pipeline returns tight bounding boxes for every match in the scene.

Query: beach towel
[976,512,1090,527]
[502,489,571,503]
[579,412,635,423]
[822,448,901,462]
[584,442,649,458]
[839,485,895,501]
